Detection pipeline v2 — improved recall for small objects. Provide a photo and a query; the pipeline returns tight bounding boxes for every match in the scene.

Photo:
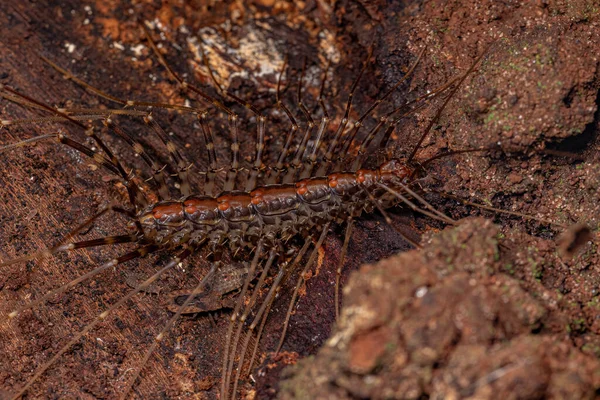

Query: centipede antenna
[407,45,492,164]
[392,178,456,224]
[376,182,456,225]
[340,46,426,157]
[275,224,330,354]
[7,243,191,400]
[416,147,496,173]
[221,240,266,400]
[119,261,218,400]
[335,218,354,318]
[228,239,312,399]
[352,87,436,171]
[349,74,462,171]
[361,187,422,249]
[435,191,567,229]
[7,244,159,319]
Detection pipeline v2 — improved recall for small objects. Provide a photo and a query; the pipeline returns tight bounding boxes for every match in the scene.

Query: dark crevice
[547,89,600,153]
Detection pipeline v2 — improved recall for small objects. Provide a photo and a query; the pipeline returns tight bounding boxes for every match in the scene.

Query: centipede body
[0,3,439,398]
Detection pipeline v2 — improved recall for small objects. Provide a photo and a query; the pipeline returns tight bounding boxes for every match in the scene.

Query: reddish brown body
[140,159,413,250]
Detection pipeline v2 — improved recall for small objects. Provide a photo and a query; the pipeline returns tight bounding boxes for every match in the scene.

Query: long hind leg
[118,261,219,400]
[275,223,331,353]
[7,242,197,399]
[225,239,313,400]
[220,240,268,400]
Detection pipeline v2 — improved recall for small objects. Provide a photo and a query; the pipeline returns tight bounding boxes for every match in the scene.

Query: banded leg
[225,92,267,191]
[220,239,267,400]
[198,112,219,195]
[103,116,171,200]
[0,203,140,270]
[227,239,312,399]
[8,244,194,400]
[283,58,314,183]
[300,60,331,179]
[119,260,218,400]
[143,113,192,196]
[263,55,302,184]
[220,249,277,400]
[0,85,148,209]
[275,223,330,353]
[0,100,173,201]
[316,54,370,177]
[223,114,241,192]
[8,243,158,319]
[0,86,149,209]
[143,22,246,193]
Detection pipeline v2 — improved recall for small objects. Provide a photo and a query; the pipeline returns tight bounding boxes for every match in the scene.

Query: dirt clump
[279,218,600,399]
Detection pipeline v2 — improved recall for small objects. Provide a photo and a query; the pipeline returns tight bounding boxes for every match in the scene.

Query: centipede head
[379,158,414,184]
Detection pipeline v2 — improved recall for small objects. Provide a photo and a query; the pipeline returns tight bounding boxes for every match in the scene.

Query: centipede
[1,1,596,400]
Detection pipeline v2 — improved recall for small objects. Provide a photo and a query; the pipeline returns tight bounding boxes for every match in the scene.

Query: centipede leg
[361,186,422,249]
[316,53,370,177]
[119,259,217,400]
[41,55,204,114]
[301,60,331,179]
[220,240,266,400]
[266,56,300,185]
[377,182,455,225]
[6,241,198,400]
[225,91,267,191]
[335,218,354,319]
[285,58,315,183]
[228,239,312,399]
[0,86,150,210]
[275,223,330,354]
[143,113,193,196]
[103,116,171,200]
[0,204,139,270]
[220,250,276,400]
